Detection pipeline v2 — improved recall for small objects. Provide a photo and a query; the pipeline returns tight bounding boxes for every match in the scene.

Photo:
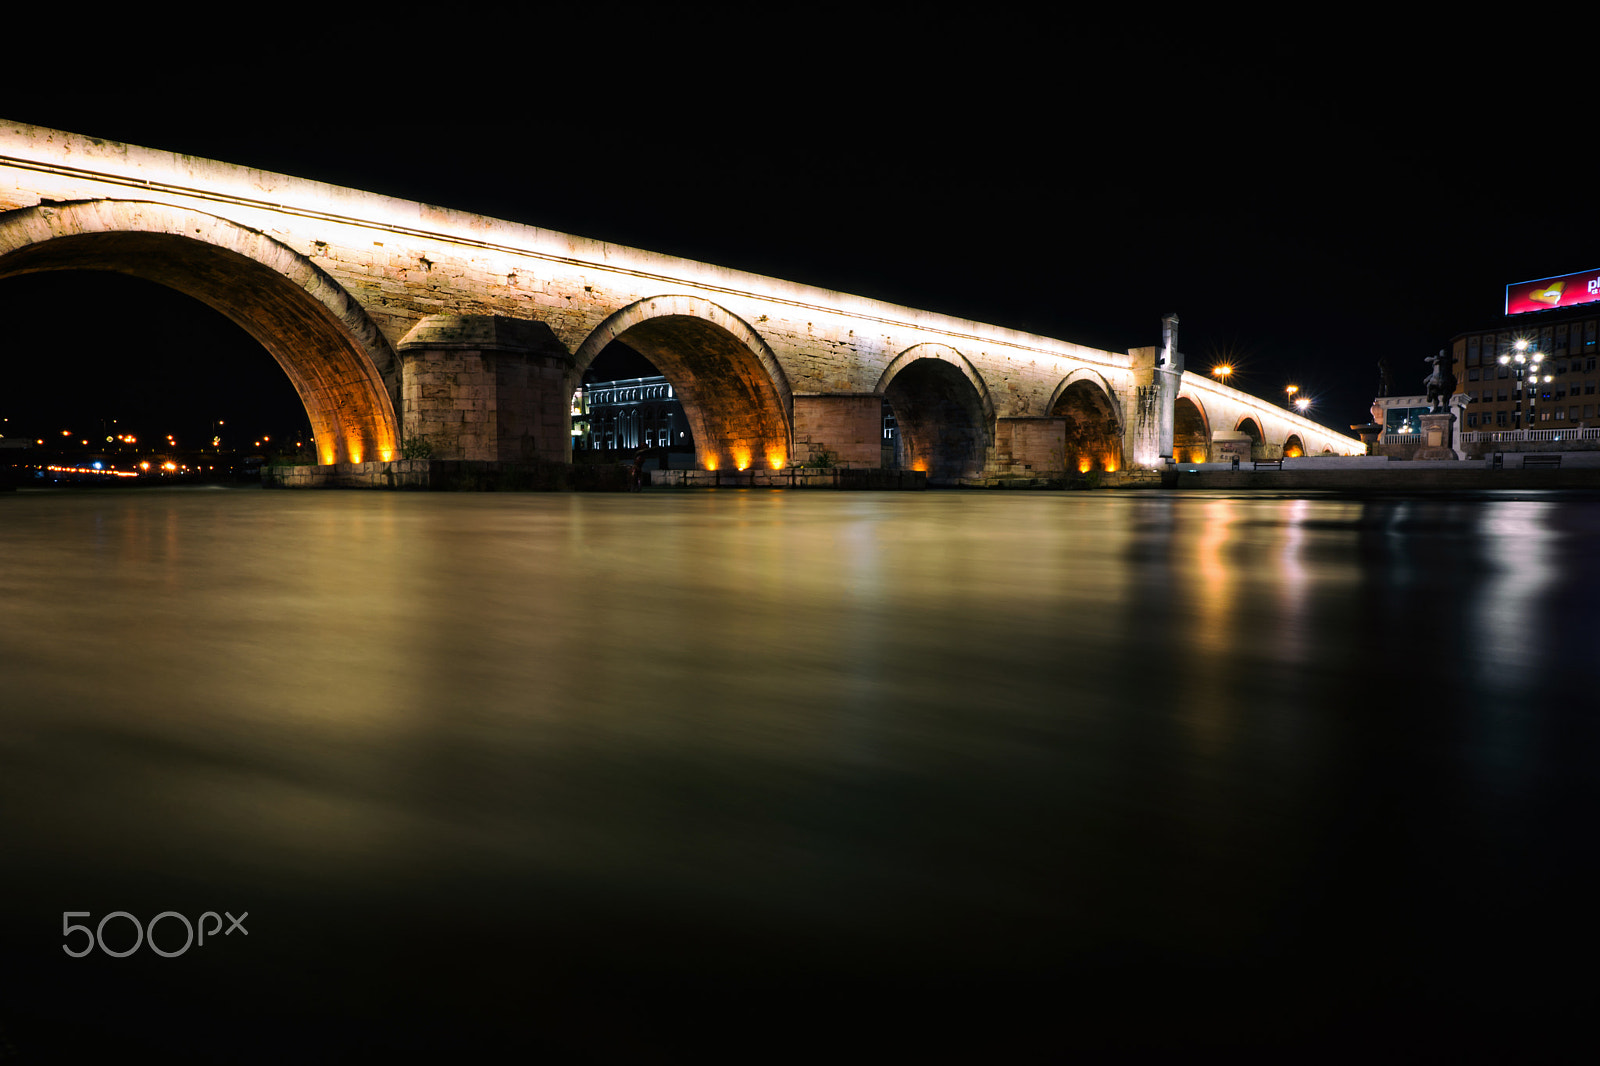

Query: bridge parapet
[1177,371,1365,460]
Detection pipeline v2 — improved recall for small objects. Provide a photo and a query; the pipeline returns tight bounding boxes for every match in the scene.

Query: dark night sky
[0,27,1572,444]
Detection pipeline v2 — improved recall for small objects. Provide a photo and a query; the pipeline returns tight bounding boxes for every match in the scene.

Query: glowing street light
[1498,338,1545,428]
[1285,384,1300,408]
[1211,364,1233,380]
[1294,396,1312,413]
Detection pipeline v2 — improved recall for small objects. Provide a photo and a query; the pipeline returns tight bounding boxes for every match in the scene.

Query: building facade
[573,375,693,458]
[1453,309,1600,454]
[1373,394,1434,445]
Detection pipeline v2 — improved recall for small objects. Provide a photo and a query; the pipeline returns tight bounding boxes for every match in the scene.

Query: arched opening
[574,297,790,472]
[0,271,312,479]
[1283,433,1305,458]
[574,340,697,469]
[880,352,992,484]
[1236,417,1265,461]
[1174,396,1210,464]
[1050,378,1122,473]
[0,203,399,466]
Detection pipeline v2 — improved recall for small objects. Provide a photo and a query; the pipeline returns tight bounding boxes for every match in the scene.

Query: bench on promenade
[1252,458,1285,470]
[1523,454,1562,469]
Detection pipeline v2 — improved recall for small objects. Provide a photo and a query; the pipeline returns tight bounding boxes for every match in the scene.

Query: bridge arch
[1048,369,1123,473]
[1283,433,1305,458]
[0,200,400,465]
[876,344,995,483]
[1174,394,1211,464]
[574,295,792,471]
[1235,416,1265,460]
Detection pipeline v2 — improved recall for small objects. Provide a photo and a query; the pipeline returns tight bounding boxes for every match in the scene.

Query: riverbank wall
[647,468,927,489]
[255,456,1600,492]
[262,460,631,491]
[1172,455,1600,491]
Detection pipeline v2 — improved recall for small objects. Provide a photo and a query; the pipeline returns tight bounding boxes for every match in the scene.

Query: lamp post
[1285,384,1299,409]
[1211,364,1233,382]
[1498,339,1546,434]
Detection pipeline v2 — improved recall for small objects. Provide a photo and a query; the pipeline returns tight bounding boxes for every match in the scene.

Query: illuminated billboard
[1506,268,1600,316]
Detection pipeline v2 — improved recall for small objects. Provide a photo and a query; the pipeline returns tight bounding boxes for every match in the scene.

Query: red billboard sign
[1506,268,1600,315]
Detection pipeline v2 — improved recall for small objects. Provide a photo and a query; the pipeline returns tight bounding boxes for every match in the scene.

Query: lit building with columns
[575,376,694,460]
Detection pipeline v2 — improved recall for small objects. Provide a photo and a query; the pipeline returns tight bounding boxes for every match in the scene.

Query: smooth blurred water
[2,487,1596,1062]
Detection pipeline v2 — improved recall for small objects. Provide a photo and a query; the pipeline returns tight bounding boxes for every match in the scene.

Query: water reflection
[1186,496,1240,753]
[1,487,1596,1060]
[1472,501,1557,675]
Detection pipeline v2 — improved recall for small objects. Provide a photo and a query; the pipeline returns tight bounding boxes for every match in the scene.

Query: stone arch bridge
[0,121,1362,480]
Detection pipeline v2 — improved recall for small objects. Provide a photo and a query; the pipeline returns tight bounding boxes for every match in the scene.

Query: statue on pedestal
[1415,350,1458,460]
[1424,350,1451,414]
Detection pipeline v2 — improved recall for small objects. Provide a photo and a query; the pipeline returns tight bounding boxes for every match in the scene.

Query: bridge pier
[993,416,1068,474]
[792,394,882,467]
[397,315,574,462]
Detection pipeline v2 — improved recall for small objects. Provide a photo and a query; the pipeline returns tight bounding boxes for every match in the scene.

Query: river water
[2,486,1596,1061]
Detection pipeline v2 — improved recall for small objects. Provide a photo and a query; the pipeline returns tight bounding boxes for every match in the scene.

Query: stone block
[792,394,882,467]
[994,417,1067,472]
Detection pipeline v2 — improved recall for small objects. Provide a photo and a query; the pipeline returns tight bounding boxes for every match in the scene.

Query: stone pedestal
[1413,411,1456,460]
[397,315,575,462]
[792,394,883,467]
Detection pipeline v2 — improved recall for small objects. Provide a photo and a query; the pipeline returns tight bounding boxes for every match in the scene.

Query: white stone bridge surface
[0,120,1362,479]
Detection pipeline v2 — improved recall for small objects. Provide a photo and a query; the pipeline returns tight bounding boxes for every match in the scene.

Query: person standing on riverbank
[630,448,648,491]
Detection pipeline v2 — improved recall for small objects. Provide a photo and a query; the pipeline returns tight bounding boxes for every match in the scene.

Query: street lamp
[1211,364,1233,381]
[1498,339,1545,432]
[1294,396,1311,414]
[1285,384,1299,408]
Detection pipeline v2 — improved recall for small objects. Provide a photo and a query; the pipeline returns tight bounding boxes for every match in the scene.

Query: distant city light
[46,464,137,478]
